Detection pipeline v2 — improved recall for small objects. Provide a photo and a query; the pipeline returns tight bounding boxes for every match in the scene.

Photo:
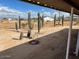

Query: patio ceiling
[21,0,79,15]
[64,0,79,10]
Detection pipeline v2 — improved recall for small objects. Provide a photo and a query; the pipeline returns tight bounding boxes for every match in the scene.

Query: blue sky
[0,0,69,19]
[0,0,54,12]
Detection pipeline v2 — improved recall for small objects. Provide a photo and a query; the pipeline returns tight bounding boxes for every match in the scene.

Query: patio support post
[66,7,74,59]
[75,15,79,56]
[75,31,79,56]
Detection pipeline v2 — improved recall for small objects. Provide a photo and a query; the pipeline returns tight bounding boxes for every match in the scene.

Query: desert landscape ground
[0,20,79,59]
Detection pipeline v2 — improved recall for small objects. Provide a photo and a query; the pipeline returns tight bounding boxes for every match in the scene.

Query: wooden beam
[64,0,79,10]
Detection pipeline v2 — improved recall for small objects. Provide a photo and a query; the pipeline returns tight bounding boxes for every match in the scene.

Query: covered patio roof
[21,0,79,15]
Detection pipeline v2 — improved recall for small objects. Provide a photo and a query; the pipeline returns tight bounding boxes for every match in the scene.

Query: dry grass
[0,20,78,29]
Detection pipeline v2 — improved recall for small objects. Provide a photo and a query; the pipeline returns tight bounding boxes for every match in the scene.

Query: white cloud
[26,10,38,18]
[43,11,51,16]
[52,11,70,17]
[0,5,70,19]
[0,5,27,18]
[0,6,24,14]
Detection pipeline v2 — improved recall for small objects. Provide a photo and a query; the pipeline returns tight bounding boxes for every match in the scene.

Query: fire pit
[28,40,40,45]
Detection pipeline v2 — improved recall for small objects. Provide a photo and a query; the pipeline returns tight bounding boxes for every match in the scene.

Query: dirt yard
[0,20,79,59]
[0,28,78,59]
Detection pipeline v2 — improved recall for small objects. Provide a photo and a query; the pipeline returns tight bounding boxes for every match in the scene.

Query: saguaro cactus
[58,11,61,25]
[38,13,41,33]
[61,15,64,26]
[28,12,31,29]
[15,22,18,31]
[41,15,44,27]
[54,14,56,26]
[18,16,21,29]
[27,12,32,39]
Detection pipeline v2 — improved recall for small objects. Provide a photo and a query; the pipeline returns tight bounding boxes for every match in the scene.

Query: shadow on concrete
[0,28,78,59]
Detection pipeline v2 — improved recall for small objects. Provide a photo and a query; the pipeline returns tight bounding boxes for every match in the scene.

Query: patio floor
[0,28,78,59]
